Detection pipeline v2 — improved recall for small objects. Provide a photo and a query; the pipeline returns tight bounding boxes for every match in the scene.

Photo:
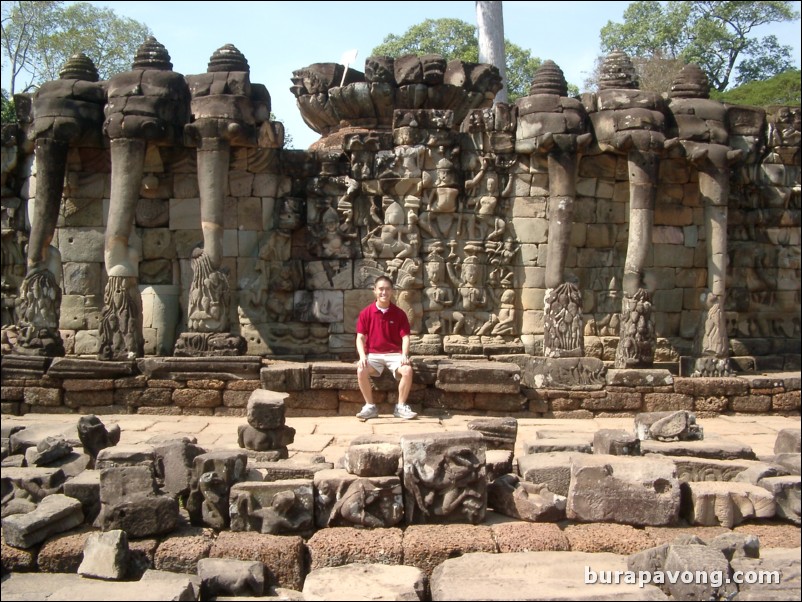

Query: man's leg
[396,364,413,406]
[357,363,379,405]
[393,364,417,419]
[356,360,382,420]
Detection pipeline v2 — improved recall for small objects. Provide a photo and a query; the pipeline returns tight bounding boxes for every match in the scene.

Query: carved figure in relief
[423,253,456,335]
[407,446,485,522]
[447,251,497,336]
[328,479,403,528]
[491,289,517,336]
[463,157,506,241]
[259,198,303,262]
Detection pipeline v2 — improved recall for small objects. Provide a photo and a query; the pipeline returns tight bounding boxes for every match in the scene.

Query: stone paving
[2,412,800,600]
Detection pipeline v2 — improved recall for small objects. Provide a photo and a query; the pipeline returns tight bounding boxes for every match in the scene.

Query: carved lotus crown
[290,55,503,141]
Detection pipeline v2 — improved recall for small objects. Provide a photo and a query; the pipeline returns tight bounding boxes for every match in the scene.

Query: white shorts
[366,353,405,379]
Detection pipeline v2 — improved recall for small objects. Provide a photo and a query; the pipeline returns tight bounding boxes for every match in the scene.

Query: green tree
[372,18,573,101]
[1,1,151,96]
[1,88,16,123]
[711,68,801,106]
[600,1,799,92]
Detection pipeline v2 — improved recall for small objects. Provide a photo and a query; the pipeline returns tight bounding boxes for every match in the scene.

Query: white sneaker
[356,404,379,421]
[393,404,417,420]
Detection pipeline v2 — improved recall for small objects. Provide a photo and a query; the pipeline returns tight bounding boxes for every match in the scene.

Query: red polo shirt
[356,302,410,354]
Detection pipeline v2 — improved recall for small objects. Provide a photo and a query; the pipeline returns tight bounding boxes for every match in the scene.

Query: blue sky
[11,1,802,149]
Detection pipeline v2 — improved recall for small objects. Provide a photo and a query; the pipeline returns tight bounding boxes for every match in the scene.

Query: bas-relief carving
[7,49,798,365]
[13,53,104,356]
[315,472,404,529]
[100,37,190,360]
[402,434,487,525]
[230,486,313,535]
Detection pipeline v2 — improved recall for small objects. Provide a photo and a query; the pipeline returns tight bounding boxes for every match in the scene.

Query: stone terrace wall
[0,48,799,369]
[1,356,799,418]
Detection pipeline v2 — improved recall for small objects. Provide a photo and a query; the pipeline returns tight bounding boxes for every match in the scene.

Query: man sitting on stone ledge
[355,275,417,421]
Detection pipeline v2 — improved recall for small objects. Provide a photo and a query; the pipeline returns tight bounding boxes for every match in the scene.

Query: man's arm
[356,332,369,369]
[400,334,410,365]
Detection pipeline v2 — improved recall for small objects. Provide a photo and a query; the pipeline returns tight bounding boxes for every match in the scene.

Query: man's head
[373,275,394,308]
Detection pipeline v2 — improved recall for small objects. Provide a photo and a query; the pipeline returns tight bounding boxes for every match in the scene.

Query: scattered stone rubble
[1,403,800,599]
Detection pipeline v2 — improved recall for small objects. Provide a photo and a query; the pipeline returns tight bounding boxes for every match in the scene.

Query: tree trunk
[476,0,507,103]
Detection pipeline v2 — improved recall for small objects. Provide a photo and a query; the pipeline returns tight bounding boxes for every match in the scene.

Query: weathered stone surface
[9,424,80,454]
[95,444,155,469]
[488,474,566,521]
[517,451,577,497]
[635,410,702,441]
[307,526,404,570]
[436,361,520,393]
[485,449,514,482]
[402,524,496,577]
[430,551,669,600]
[401,431,487,524]
[99,465,157,505]
[2,494,84,548]
[671,456,775,482]
[237,424,295,451]
[524,357,606,389]
[77,529,129,580]
[303,563,427,601]
[731,548,802,598]
[152,437,205,500]
[24,436,72,466]
[137,356,261,380]
[1,466,66,502]
[664,545,735,601]
[523,438,592,454]
[246,389,288,429]
[708,532,760,560]
[774,453,801,475]
[100,494,180,537]
[593,429,640,455]
[344,441,402,477]
[77,415,121,462]
[209,531,306,591]
[760,475,801,525]
[0,570,200,601]
[775,429,802,454]
[255,457,335,482]
[641,438,757,460]
[47,358,137,379]
[36,526,95,573]
[490,521,571,552]
[197,557,267,598]
[606,369,673,387]
[314,469,404,529]
[567,454,680,526]
[683,481,776,527]
[1,532,38,572]
[467,417,517,451]
[153,526,215,574]
[260,362,310,391]
[229,479,314,535]
[564,522,657,555]
[186,450,248,529]
[310,362,360,390]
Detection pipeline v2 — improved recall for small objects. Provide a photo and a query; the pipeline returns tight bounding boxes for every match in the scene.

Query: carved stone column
[588,51,668,368]
[15,53,104,356]
[517,60,591,358]
[175,44,283,356]
[668,64,742,376]
[99,37,190,360]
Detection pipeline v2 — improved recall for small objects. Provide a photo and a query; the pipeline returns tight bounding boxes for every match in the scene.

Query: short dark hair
[373,275,393,289]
